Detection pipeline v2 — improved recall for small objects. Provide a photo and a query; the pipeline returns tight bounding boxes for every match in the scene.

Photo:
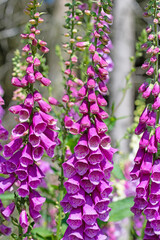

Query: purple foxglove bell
[67,208,82,230]
[64,174,81,194]
[29,125,40,147]
[84,222,100,238]
[139,130,150,148]
[12,122,29,137]
[68,188,86,208]
[88,125,100,151]
[78,85,87,97]
[29,206,41,222]
[0,126,8,141]
[28,164,43,189]
[60,194,73,214]
[69,122,81,135]
[24,93,34,108]
[19,209,29,230]
[139,107,150,123]
[15,165,28,181]
[136,174,150,197]
[150,182,160,205]
[87,78,96,89]
[33,90,42,101]
[98,207,111,222]
[90,101,99,114]
[29,190,46,211]
[20,143,33,167]
[74,134,89,159]
[94,117,108,134]
[97,180,112,198]
[146,111,156,127]
[88,149,103,165]
[0,224,12,236]
[80,175,96,194]
[79,100,89,114]
[82,195,98,225]
[134,195,148,210]
[99,133,111,149]
[135,122,146,135]
[147,134,157,153]
[62,155,76,178]
[17,180,29,197]
[19,106,32,122]
[1,202,15,219]
[68,226,84,240]
[75,158,88,176]
[9,104,23,114]
[150,215,160,235]
[38,100,52,113]
[97,94,107,107]
[64,116,74,128]
[140,152,153,174]
[80,115,91,128]
[88,89,97,103]
[32,145,44,161]
[40,133,56,158]
[33,112,47,135]
[92,189,109,214]
[0,174,16,193]
[134,148,145,164]
[155,126,160,142]
[130,163,141,180]
[39,110,57,126]
[3,138,23,158]
[88,164,104,186]
[40,77,51,86]
[144,221,155,236]
[100,159,113,179]
[151,160,160,183]
[6,150,22,173]
[143,202,159,221]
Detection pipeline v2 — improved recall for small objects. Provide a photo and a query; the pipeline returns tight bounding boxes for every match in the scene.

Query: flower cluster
[61,1,116,239]
[0,0,59,236]
[130,1,160,239]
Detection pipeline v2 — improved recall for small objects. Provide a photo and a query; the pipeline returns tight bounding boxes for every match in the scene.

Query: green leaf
[0,192,14,201]
[109,197,134,222]
[31,227,53,238]
[112,163,125,180]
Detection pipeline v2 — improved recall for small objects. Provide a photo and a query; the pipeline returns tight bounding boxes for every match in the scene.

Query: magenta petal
[69,188,86,208]
[64,175,81,194]
[67,208,82,230]
[74,134,89,159]
[3,138,23,158]
[20,143,33,167]
[60,194,73,214]
[1,202,15,219]
[75,159,88,176]
[19,210,29,229]
[84,222,100,238]
[63,155,76,178]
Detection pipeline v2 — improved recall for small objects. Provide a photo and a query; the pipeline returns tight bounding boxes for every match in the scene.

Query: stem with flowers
[130,0,160,239]
[0,0,60,239]
[59,1,117,239]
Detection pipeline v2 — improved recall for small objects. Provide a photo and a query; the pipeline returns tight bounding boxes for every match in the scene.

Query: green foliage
[109,197,134,222]
[136,29,148,58]
[112,163,125,180]
[31,227,55,240]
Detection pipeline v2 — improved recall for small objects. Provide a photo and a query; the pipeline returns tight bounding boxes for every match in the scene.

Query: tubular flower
[61,1,116,239]
[0,0,59,235]
[130,1,160,239]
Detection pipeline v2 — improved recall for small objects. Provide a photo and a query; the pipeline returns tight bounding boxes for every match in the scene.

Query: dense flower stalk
[130,1,160,239]
[0,0,59,237]
[61,1,116,239]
